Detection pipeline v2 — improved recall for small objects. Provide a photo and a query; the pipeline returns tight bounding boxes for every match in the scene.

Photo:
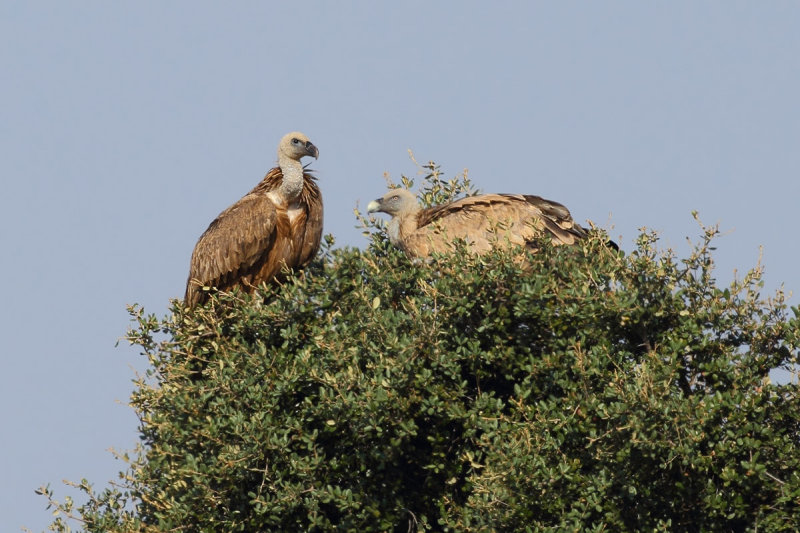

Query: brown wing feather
[292,179,324,267]
[185,192,279,306]
[514,194,588,244]
[404,193,586,257]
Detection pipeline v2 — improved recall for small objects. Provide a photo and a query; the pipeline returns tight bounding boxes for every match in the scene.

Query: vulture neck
[277,156,305,201]
[388,207,421,247]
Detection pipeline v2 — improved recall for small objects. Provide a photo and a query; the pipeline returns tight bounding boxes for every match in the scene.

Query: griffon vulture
[184,132,322,307]
[366,188,608,258]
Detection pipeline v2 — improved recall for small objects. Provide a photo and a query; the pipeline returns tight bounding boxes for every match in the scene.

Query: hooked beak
[366,198,382,213]
[306,141,319,159]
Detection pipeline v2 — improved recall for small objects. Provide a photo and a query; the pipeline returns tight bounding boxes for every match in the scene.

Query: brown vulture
[184,131,322,307]
[366,188,607,258]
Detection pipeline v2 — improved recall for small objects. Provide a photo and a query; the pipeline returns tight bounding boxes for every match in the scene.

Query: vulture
[184,131,323,307]
[366,188,606,258]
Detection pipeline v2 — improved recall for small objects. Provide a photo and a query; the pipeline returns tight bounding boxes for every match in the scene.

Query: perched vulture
[366,188,605,258]
[184,132,323,307]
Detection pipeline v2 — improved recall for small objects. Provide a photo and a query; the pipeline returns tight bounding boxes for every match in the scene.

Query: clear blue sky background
[2,2,799,530]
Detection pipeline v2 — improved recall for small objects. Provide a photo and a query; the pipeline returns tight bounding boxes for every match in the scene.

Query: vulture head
[278,131,319,162]
[366,188,419,217]
[367,189,421,249]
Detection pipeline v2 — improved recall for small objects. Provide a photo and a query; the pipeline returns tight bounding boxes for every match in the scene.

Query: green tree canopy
[40,167,800,532]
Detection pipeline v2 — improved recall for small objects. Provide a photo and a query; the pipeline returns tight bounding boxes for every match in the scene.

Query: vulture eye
[291,138,300,145]
[391,195,399,201]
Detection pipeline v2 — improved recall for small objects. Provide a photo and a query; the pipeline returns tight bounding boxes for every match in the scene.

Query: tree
[40,165,800,532]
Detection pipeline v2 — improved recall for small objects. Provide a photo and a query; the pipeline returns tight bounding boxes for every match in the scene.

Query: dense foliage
[40,168,800,531]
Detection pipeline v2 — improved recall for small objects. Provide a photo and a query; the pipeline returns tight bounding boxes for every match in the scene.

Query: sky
[2,2,799,531]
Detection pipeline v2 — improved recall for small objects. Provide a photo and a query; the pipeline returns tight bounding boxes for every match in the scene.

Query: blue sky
[2,2,799,530]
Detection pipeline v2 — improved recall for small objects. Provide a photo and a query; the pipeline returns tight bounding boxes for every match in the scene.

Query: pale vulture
[184,132,322,307]
[366,189,609,258]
